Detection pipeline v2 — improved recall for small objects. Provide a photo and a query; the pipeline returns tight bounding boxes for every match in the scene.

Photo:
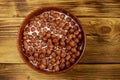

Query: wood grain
[0,64,120,80]
[0,0,120,18]
[0,18,120,63]
[0,0,120,79]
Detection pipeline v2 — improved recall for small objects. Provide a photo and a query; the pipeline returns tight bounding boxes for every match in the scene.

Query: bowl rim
[17,7,86,74]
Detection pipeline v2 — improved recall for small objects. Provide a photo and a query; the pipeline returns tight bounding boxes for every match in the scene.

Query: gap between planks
[0,63,120,80]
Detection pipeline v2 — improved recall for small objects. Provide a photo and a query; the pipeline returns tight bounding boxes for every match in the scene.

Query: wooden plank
[0,64,120,80]
[0,0,120,18]
[0,18,120,63]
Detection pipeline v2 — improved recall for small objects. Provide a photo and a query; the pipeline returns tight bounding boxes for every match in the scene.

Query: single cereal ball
[31,38,35,43]
[32,32,37,36]
[56,55,61,60]
[46,48,51,55]
[42,49,46,54]
[60,14,65,19]
[28,35,33,40]
[78,34,82,39]
[54,13,59,18]
[62,31,67,36]
[34,53,39,58]
[68,34,73,40]
[60,37,65,42]
[71,21,75,26]
[48,44,54,49]
[59,21,65,28]
[31,27,35,32]
[23,36,27,40]
[72,34,76,39]
[23,31,28,36]
[60,41,65,47]
[64,25,69,30]
[66,17,71,22]
[61,52,66,58]
[60,63,65,69]
[51,52,56,57]
[66,45,71,50]
[74,30,79,36]
[29,52,34,56]
[69,40,76,47]
[53,38,59,43]
[69,28,74,33]
[44,13,49,18]
[66,39,70,44]
[71,48,77,53]
[66,55,71,60]
[51,34,56,39]
[74,38,79,43]
[47,39,52,44]
[71,54,76,58]
[39,64,46,70]
[39,54,45,58]
[43,37,47,42]
[70,58,75,63]
[48,64,53,70]
[56,60,60,65]
[25,27,31,32]
[56,50,61,55]
[76,51,80,57]
[66,61,70,67]
[56,19,61,25]
[23,41,28,49]
[41,58,47,65]
[38,32,43,39]
[28,56,34,61]
[46,33,51,38]
[54,65,60,71]
[51,58,56,63]
[60,58,65,63]
[73,26,78,31]
[37,27,41,31]
[50,10,54,16]
[41,22,46,27]
[74,45,78,48]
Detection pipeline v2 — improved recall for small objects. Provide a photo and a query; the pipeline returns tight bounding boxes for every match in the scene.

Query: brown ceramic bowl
[17,7,86,74]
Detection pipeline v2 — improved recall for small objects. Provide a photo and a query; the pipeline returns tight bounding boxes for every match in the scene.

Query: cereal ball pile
[23,10,82,72]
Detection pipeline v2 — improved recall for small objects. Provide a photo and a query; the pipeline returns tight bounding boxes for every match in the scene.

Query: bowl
[17,7,86,74]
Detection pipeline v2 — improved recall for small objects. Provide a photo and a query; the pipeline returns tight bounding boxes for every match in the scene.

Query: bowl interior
[18,7,86,74]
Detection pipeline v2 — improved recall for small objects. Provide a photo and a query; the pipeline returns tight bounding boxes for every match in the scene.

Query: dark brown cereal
[51,58,56,63]
[66,61,70,67]
[28,56,34,61]
[78,34,82,39]
[51,52,56,57]
[76,51,80,57]
[71,48,77,53]
[39,64,46,69]
[69,40,76,47]
[56,55,61,60]
[60,14,65,19]
[66,55,71,60]
[22,9,83,72]
[60,58,65,63]
[60,63,65,69]
[48,64,53,70]
[54,65,60,71]
[70,58,75,63]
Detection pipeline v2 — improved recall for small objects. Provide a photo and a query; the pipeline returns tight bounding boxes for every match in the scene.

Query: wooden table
[0,0,120,80]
